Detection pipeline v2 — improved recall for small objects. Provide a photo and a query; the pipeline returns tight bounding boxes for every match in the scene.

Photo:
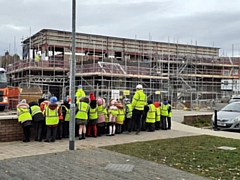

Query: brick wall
[183,114,213,124]
[0,116,37,142]
[0,118,23,142]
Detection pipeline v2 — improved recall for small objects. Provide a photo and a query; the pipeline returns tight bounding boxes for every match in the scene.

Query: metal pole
[214,109,218,131]
[69,0,76,151]
[167,36,170,100]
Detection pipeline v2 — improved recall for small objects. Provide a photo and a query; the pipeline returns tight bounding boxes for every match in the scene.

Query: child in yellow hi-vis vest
[61,98,70,138]
[167,100,172,130]
[44,96,61,143]
[116,101,125,134]
[104,105,109,134]
[17,99,32,142]
[160,98,169,130]
[107,99,118,136]
[154,102,161,130]
[144,99,156,132]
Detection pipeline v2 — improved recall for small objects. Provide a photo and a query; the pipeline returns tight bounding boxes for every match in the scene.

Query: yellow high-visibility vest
[155,107,161,122]
[146,104,156,123]
[17,107,32,123]
[30,105,42,116]
[126,104,132,118]
[161,103,169,116]
[62,105,70,121]
[117,108,125,124]
[89,106,98,120]
[45,106,59,125]
[132,90,146,110]
[75,102,89,120]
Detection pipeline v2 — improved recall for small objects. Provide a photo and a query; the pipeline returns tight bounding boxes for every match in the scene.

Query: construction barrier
[6,87,19,110]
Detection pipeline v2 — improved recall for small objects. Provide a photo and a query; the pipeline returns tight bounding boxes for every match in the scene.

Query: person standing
[167,100,172,130]
[38,98,50,139]
[96,97,106,136]
[144,99,156,132]
[107,99,118,136]
[154,102,161,130]
[160,98,169,130]
[116,101,125,134]
[87,93,98,138]
[128,84,146,135]
[75,85,86,104]
[17,99,32,142]
[34,53,40,66]
[104,105,109,134]
[57,110,64,140]
[75,96,90,140]
[123,98,132,132]
[44,96,61,143]
[61,98,70,138]
[29,101,44,142]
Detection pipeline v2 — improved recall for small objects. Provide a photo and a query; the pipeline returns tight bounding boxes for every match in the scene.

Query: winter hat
[147,99,153,104]
[97,97,105,106]
[80,96,90,104]
[153,102,160,108]
[21,99,27,103]
[89,92,95,101]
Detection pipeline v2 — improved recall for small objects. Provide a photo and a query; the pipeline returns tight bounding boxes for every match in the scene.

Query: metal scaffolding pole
[69,0,76,151]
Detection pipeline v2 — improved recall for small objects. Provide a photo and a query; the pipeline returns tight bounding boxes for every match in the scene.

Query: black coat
[29,101,44,122]
[61,102,70,120]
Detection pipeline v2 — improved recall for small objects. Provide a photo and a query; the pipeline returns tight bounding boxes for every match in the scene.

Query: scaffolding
[3,29,240,109]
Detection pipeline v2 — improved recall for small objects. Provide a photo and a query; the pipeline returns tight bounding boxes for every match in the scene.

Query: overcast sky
[0,0,240,57]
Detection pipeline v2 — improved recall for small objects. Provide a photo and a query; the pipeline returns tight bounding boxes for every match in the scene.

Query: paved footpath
[0,111,239,180]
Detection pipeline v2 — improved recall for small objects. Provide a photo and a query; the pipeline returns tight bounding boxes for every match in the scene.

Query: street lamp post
[69,0,76,150]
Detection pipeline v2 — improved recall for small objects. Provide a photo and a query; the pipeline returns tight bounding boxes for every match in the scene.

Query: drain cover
[104,163,134,172]
[218,146,237,150]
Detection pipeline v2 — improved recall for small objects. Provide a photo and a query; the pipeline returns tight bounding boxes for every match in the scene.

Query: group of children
[74,93,173,140]
[16,91,172,143]
[16,97,71,142]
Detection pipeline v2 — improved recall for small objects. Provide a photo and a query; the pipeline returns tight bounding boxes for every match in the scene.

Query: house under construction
[5,29,240,108]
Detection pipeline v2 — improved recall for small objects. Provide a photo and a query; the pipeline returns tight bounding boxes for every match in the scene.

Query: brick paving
[0,148,209,180]
[0,110,238,180]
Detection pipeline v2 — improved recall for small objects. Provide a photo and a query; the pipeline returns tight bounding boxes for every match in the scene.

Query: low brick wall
[183,114,213,124]
[0,116,23,142]
[0,116,37,142]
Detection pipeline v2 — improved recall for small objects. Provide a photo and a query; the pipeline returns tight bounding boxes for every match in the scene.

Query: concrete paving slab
[0,148,210,180]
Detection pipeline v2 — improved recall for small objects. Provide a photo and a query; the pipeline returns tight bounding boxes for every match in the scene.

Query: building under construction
[5,29,240,108]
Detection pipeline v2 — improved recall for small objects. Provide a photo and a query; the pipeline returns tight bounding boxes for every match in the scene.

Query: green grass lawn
[103,135,240,180]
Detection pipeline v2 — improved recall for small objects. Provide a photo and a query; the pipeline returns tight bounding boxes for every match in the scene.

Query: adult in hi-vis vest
[128,84,147,135]
[29,101,44,142]
[75,85,86,104]
[44,96,61,143]
[17,99,32,142]
[160,98,170,130]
